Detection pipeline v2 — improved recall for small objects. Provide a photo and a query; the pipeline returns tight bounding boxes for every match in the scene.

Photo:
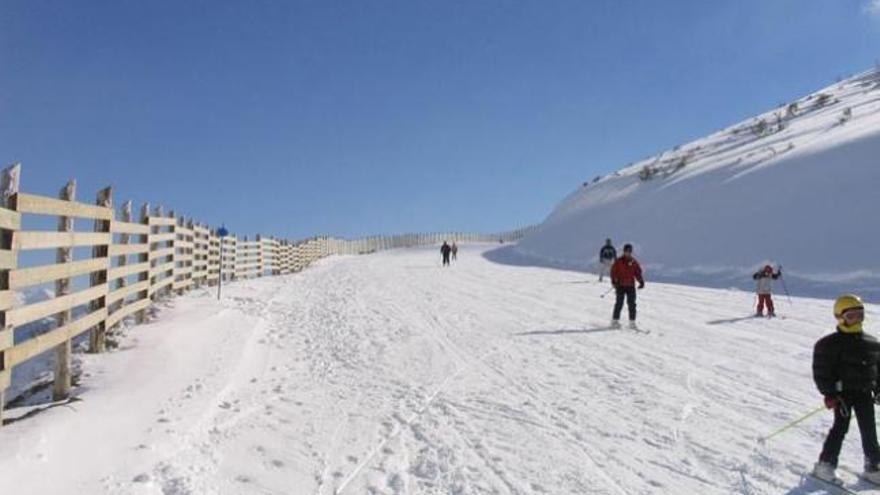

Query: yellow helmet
[834,294,865,333]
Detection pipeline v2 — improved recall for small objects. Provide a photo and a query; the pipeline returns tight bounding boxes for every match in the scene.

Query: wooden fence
[0,163,534,425]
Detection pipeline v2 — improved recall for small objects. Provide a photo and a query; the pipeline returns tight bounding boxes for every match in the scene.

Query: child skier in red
[752,265,781,317]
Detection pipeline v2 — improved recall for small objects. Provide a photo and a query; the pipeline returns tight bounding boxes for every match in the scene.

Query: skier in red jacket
[610,244,645,329]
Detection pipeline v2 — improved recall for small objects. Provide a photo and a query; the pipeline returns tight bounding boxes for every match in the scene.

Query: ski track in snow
[1,244,879,494]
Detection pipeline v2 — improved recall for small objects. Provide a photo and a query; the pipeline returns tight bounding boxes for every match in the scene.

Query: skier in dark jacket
[440,241,452,266]
[598,239,617,282]
[609,244,644,329]
[812,294,880,485]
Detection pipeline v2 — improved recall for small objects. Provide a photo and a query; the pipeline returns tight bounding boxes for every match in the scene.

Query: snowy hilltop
[499,68,880,299]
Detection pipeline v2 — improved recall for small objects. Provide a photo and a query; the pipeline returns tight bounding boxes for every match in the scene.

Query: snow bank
[506,69,880,299]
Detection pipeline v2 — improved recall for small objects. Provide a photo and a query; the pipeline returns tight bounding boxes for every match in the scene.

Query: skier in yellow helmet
[812,294,880,485]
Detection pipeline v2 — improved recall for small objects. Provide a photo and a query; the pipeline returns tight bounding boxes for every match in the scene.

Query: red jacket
[611,256,644,287]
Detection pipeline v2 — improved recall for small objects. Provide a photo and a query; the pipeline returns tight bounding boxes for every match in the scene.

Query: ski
[602,321,652,334]
[839,466,880,490]
[806,473,861,495]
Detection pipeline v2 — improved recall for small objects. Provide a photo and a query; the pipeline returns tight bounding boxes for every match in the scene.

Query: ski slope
[0,245,877,494]
[510,69,880,300]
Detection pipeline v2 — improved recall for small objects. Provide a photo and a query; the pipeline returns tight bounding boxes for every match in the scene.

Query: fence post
[224,235,236,282]
[89,186,112,354]
[208,228,219,286]
[50,179,77,399]
[172,216,193,294]
[256,234,264,277]
[193,223,208,287]
[0,163,21,425]
[136,203,150,324]
[111,200,132,316]
[238,235,246,280]
[149,206,161,301]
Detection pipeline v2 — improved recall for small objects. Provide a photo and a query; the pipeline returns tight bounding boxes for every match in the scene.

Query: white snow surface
[0,245,877,494]
[508,69,880,300]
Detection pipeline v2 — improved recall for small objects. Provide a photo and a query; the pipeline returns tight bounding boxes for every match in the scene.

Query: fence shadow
[2,396,83,426]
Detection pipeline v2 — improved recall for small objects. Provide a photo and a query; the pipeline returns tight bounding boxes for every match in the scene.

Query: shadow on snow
[516,327,617,337]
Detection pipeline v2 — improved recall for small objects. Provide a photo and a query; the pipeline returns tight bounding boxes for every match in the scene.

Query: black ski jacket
[599,245,617,261]
[813,329,880,397]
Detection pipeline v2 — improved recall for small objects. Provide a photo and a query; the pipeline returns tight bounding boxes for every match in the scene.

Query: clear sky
[1,1,878,240]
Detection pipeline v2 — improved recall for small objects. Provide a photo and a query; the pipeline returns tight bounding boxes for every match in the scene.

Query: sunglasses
[841,308,865,324]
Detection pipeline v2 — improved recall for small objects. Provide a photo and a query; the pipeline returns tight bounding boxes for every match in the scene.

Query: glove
[824,396,840,409]
[638,281,645,289]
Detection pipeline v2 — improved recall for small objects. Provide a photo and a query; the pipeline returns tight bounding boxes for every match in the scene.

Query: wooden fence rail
[0,163,535,425]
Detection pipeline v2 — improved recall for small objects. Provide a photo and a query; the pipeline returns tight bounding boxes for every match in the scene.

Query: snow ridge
[507,68,880,299]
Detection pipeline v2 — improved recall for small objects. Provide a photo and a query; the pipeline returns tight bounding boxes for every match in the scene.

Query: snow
[509,69,880,300]
[0,245,875,494]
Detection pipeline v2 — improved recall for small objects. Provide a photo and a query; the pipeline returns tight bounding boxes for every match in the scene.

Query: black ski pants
[442,253,450,266]
[613,286,637,321]
[819,391,880,467]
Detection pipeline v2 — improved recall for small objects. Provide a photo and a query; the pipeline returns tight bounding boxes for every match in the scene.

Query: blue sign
[218,226,229,237]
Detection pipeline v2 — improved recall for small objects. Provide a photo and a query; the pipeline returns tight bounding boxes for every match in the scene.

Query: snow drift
[500,69,880,299]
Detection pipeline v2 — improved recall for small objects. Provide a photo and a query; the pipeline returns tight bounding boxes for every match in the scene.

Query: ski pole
[758,405,825,444]
[778,265,793,305]
[600,286,615,298]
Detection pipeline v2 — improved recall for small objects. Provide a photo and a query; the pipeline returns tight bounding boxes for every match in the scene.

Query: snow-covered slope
[509,69,880,299]
[0,246,876,494]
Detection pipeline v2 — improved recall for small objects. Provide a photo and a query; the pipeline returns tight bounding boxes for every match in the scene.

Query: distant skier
[610,244,644,329]
[598,238,617,282]
[811,294,880,485]
[451,242,458,261]
[441,241,452,266]
[753,265,781,317]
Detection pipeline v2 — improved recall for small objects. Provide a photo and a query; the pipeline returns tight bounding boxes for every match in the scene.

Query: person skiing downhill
[610,244,644,329]
[812,294,880,485]
[440,241,452,266]
[598,238,617,282]
[753,265,782,317]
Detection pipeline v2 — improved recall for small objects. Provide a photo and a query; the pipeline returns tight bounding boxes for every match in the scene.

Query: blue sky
[1,1,879,240]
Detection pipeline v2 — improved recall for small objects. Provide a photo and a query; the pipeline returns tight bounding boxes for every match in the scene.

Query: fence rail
[0,163,534,425]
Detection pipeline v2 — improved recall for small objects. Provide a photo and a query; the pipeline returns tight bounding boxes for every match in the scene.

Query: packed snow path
[1,245,878,494]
